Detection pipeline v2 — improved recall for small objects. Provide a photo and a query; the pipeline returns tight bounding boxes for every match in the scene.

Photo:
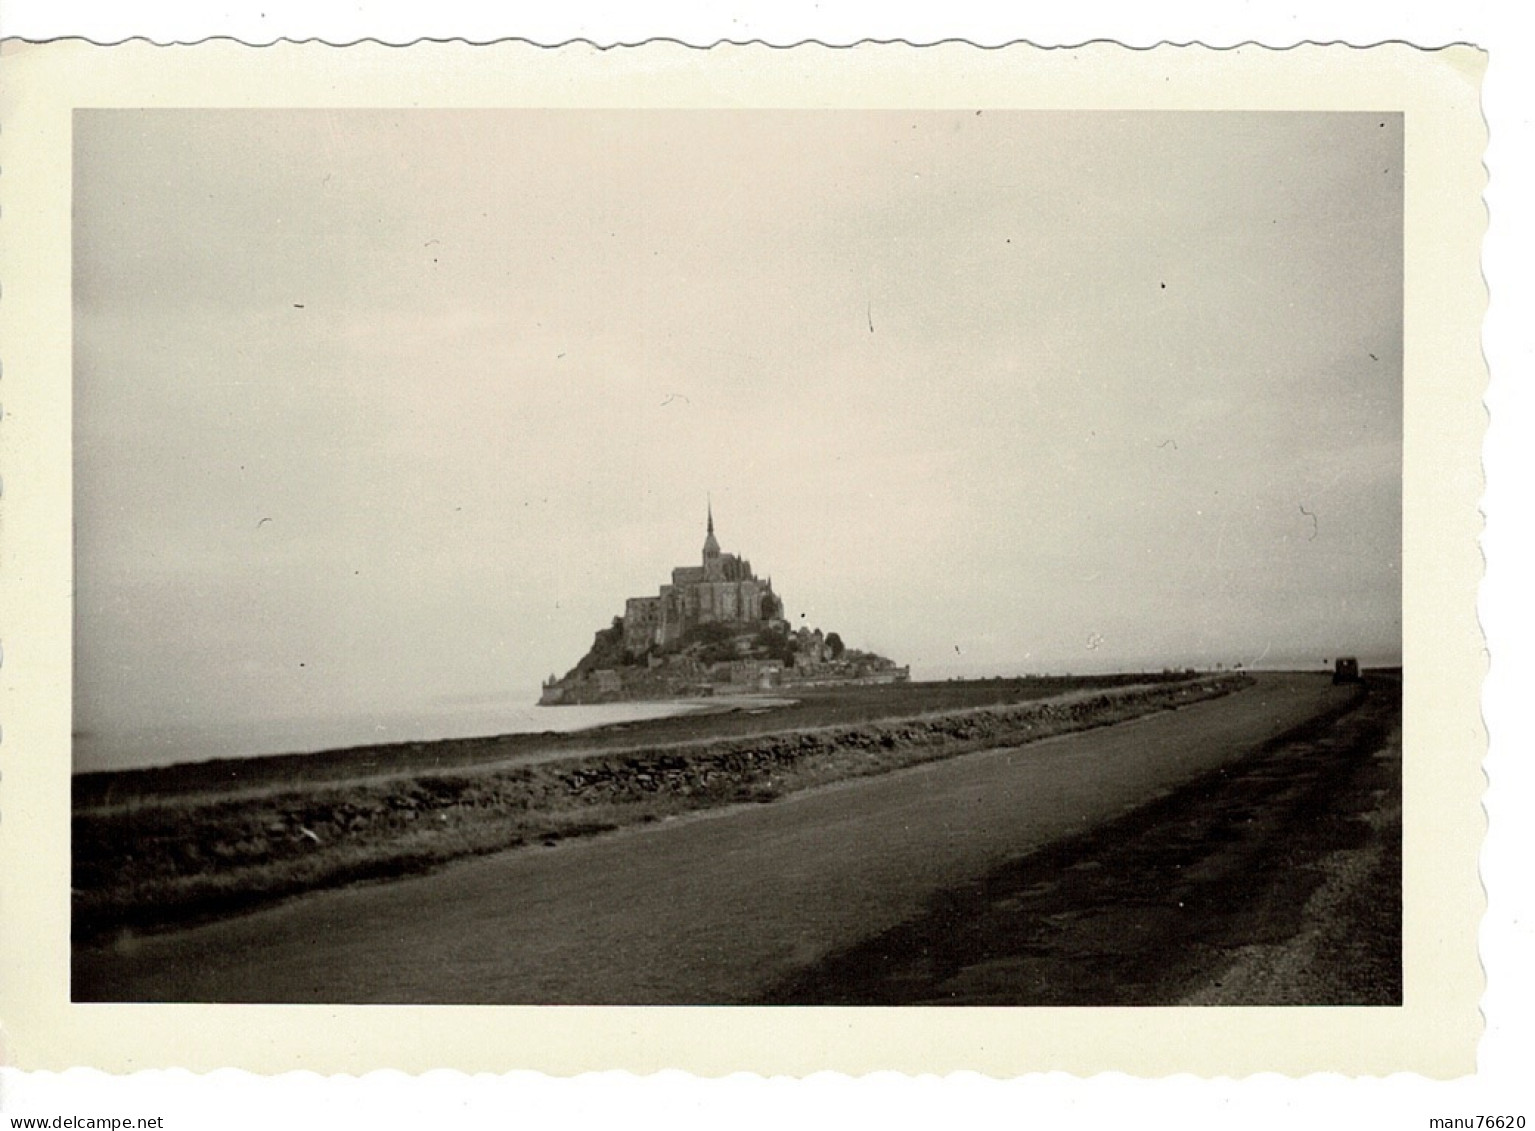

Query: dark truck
[1332,657,1362,684]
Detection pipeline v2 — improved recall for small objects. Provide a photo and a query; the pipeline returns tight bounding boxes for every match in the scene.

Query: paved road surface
[74,673,1350,1004]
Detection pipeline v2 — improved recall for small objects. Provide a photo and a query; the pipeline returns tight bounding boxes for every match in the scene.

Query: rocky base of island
[540,616,908,705]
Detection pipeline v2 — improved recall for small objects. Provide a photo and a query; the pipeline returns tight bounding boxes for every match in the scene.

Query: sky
[73,110,1402,769]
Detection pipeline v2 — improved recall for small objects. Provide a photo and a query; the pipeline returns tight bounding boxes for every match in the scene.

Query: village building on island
[540,506,908,704]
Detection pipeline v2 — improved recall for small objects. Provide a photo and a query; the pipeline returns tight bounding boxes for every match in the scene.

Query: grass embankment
[74,674,1251,941]
[73,673,1196,806]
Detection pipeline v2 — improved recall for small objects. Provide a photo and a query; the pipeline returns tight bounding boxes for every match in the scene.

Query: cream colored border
[0,40,1486,1076]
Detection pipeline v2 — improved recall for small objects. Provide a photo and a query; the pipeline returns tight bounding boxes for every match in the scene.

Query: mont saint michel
[539,506,908,705]
[69,107,1412,1024]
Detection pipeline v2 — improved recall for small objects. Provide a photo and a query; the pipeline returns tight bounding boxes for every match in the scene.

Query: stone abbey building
[620,504,784,652]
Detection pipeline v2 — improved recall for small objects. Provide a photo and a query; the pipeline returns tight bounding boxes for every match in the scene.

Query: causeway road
[74,673,1354,1004]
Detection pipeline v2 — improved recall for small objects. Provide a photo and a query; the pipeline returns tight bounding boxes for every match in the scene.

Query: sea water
[72,696,714,774]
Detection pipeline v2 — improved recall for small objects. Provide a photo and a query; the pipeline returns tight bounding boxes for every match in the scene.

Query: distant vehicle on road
[1333,657,1361,684]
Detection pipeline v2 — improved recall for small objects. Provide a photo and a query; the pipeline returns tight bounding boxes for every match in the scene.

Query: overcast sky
[73,110,1402,768]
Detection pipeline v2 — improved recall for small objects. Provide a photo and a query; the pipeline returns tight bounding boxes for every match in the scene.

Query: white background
[1,2,1528,1128]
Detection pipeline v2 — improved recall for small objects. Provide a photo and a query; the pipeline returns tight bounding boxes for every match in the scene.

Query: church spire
[702,496,720,560]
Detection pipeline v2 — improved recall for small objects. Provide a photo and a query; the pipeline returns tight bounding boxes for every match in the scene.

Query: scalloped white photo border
[0,38,1487,1079]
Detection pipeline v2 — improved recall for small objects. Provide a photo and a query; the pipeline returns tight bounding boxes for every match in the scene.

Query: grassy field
[74,673,1250,941]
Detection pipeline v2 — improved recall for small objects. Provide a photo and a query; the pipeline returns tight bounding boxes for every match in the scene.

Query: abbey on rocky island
[539,506,908,705]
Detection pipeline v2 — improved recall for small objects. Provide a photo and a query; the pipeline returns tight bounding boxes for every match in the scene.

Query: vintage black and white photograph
[68,107,1405,1007]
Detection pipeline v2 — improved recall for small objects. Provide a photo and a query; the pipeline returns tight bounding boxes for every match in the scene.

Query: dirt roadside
[759,675,1401,1006]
